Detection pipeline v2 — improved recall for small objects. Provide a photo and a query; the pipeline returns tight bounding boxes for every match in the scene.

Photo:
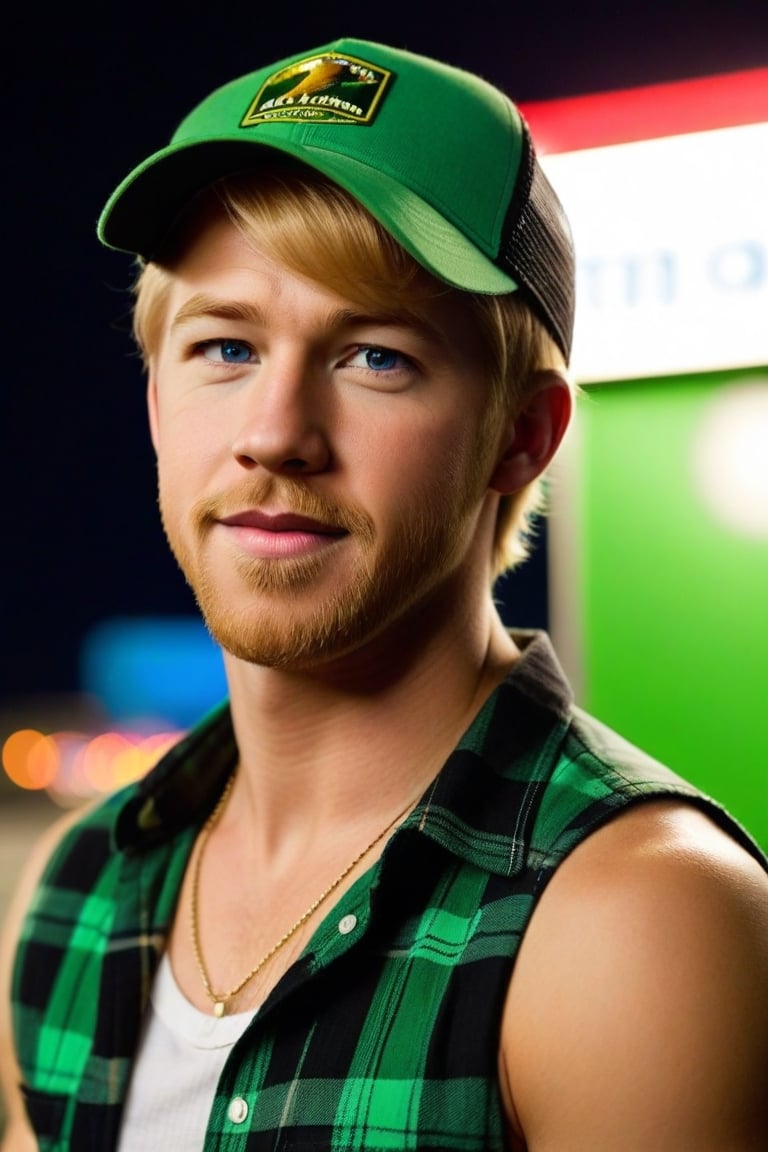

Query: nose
[230,359,331,475]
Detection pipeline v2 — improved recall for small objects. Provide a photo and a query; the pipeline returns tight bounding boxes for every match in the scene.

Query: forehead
[165,173,491,308]
[161,210,491,359]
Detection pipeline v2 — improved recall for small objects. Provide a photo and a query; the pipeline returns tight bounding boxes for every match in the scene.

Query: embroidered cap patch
[241,52,392,127]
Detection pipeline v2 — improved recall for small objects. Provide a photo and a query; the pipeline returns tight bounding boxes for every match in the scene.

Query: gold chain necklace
[190,773,416,1016]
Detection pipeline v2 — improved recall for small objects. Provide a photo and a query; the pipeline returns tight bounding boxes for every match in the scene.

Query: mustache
[191,476,375,540]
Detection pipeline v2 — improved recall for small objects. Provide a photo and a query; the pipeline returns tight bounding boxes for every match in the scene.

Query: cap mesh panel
[498,129,575,363]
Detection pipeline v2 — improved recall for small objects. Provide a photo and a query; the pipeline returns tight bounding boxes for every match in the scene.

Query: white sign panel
[542,122,768,382]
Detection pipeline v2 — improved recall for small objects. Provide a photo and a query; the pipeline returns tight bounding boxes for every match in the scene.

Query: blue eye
[363,347,399,371]
[200,339,253,364]
[347,346,406,372]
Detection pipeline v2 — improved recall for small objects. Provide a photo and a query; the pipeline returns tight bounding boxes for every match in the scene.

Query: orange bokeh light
[2,729,60,790]
[2,726,184,800]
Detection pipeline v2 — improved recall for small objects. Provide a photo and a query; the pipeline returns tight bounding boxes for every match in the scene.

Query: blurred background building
[536,70,768,850]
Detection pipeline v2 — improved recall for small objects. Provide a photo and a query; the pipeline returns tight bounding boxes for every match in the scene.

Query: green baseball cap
[98,37,575,361]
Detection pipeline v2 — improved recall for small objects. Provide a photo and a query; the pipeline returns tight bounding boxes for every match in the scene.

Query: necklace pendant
[192,779,416,1022]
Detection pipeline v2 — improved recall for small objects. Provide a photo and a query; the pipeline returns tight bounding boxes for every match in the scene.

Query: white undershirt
[116,952,255,1151]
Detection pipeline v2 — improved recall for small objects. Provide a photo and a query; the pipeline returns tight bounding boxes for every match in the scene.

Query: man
[1,36,767,1152]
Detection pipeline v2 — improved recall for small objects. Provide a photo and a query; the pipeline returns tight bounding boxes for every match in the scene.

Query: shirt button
[338,913,357,935]
[228,1096,249,1124]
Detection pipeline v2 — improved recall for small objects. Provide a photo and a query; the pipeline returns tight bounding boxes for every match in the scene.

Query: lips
[215,508,347,560]
[218,510,346,535]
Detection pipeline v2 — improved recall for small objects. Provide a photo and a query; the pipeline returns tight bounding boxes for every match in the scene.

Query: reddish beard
[160,472,487,670]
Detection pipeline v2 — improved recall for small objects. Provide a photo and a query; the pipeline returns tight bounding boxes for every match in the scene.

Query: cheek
[155,397,227,475]
[405,410,491,488]
[356,414,487,529]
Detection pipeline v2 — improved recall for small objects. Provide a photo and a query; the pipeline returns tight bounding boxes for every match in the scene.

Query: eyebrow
[170,293,446,346]
[170,294,266,330]
[334,307,445,345]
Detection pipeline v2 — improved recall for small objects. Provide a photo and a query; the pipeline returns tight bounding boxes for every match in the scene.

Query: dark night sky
[3,1,766,700]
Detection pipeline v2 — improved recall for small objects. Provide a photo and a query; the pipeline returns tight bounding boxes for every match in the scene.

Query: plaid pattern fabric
[12,632,767,1151]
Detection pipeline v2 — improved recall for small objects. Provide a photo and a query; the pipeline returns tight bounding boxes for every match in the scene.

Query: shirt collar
[114,630,573,878]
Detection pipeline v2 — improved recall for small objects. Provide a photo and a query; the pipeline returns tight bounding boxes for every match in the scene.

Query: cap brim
[98,137,518,295]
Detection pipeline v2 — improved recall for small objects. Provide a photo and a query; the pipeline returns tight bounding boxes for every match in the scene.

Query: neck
[220,590,518,844]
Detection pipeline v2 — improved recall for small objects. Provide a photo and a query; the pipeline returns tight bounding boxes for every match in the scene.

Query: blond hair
[132,164,567,578]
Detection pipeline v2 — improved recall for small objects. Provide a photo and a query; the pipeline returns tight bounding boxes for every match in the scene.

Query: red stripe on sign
[520,69,768,154]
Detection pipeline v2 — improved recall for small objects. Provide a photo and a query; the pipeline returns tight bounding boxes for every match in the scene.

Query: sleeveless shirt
[11,632,768,1151]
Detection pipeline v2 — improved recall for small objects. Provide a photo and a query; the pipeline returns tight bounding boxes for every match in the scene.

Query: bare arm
[0,806,91,1152]
[501,801,768,1152]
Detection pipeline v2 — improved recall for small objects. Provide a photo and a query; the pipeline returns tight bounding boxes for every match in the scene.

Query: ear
[489,371,572,495]
[146,373,160,454]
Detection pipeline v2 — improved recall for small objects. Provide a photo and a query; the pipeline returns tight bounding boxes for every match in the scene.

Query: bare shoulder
[501,800,768,1152]
[0,802,95,1151]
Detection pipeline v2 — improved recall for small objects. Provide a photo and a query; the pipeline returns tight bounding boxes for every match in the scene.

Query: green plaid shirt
[12,632,767,1151]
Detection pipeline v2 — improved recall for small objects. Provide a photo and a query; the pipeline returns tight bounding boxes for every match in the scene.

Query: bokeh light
[2,726,183,803]
[692,377,768,537]
[2,729,59,790]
